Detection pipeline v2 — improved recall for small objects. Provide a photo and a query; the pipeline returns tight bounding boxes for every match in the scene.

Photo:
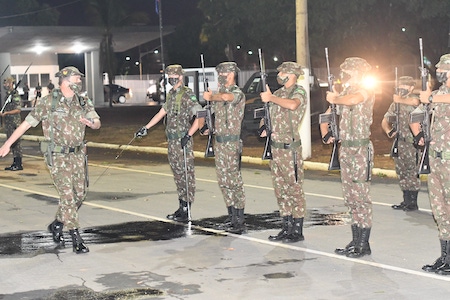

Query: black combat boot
[391,190,408,210]
[228,208,247,234]
[47,219,65,246]
[69,229,89,254]
[269,216,292,241]
[217,206,233,230]
[403,190,419,211]
[435,241,450,275]
[283,217,304,243]
[167,199,190,222]
[346,227,371,258]
[335,224,359,255]
[422,240,448,272]
[5,157,23,171]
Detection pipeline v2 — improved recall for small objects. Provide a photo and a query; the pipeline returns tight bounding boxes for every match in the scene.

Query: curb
[2,133,398,179]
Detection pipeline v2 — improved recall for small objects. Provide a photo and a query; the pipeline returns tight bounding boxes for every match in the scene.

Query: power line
[0,0,81,20]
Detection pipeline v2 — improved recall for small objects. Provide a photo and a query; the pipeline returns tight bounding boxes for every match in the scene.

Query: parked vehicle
[104,84,132,104]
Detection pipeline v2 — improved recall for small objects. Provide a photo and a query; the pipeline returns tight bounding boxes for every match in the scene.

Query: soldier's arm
[429,93,450,104]
[0,120,32,157]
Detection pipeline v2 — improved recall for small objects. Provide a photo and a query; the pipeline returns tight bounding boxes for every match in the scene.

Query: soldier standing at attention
[320,57,375,258]
[135,65,202,222]
[259,62,308,243]
[202,62,246,234]
[381,76,421,211]
[412,54,450,275]
[0,66,101,254]
[0,77,23,171]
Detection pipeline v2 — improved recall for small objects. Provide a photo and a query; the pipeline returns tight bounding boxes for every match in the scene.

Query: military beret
[436,54,450,71]
[55,66,84,78]
[216,62,240,73]
[165,64,184,75]
[340,57,371,73]
[398,76,415,87]
[277,62,304,77]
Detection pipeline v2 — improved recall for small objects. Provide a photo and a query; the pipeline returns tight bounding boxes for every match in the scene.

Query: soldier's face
[436,68,450,86]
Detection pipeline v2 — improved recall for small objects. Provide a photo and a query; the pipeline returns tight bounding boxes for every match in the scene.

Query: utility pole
[296,0,309,69]
[296,0,311,159]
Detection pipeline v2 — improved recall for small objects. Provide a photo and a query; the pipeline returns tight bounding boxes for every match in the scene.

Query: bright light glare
[71,42,87,53]
[363,75,377,90]
[32,45,49,54]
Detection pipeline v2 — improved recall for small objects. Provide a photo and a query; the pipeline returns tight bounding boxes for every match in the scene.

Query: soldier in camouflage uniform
[135,65,202,222]
[259,62,308,243]
[411,54,450,275]
[320,57,375,258]
[0,76,23,171]
[0,66,101,254]
[202,62,246,234]
[381,76,421,211]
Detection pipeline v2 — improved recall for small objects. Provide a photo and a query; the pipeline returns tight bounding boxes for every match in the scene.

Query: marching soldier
[202,62,247,234]
[381,76,421,211]
[412,54,450,275]
[320,57,375,258]
[0,66,101,254]
[259,62,308,243]
[0,76,23,171]
[135,65,202,222]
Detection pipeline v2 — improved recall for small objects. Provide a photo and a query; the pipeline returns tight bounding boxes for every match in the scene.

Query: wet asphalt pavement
[0,139,449,299]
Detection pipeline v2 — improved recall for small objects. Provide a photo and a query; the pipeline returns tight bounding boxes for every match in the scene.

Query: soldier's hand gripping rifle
[389,67,400,157]
[254,48,272,160]
[1,62,32,114]
[410,38,431,175]
[200,54,215,158]
[319,48,340,170]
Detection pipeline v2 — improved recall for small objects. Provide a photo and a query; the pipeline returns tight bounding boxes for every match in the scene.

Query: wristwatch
[428,95,433,103]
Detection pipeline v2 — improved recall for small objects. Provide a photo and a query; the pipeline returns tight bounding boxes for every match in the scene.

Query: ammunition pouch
[39,140,53,167]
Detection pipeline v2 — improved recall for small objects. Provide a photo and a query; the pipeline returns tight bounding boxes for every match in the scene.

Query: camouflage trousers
[214,140,245,209]
[428,156,450,240]
[393,140,420,191]
[168,139,195,203]
[5,120,22,158]
[340,142,373,228]
[48,151,87,230]
[270,146,305,218]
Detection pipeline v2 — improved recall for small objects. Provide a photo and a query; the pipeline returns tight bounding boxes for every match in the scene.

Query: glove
[181,133,191,148]
[135,126,148,138]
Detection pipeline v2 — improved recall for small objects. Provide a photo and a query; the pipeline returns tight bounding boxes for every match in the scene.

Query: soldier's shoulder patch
[294,85,307,96]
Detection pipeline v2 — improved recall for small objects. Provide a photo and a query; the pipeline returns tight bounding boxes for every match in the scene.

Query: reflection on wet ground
[0,209,349,257]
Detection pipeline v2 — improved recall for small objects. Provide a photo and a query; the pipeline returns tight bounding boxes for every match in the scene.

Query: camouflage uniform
[384,76,420,210]
[334,57,374,258]
[2,77,23,170]
[213,62,246,232]
[267,62,308,244]
[421,54,450,275]
[163,68,202,205]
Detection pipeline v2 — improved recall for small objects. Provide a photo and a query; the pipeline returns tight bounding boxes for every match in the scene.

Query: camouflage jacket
[213,84,245,136]
[270,83,307,143]
[25,89,100,147]
[384,94,418,139]
[337,86,374,141]
[3,90,21,124]
[429,85,450,151]
[163,85,201,137]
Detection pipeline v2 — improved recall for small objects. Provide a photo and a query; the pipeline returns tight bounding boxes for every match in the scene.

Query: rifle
[319,48,340,170]
[390,67,400,157]
[200,54,215,158]
[1,63,32,114]
[410,38,431,175]
[253,48,272,160]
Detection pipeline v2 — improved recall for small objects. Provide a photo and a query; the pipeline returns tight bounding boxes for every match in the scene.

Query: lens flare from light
[363,75,377,90]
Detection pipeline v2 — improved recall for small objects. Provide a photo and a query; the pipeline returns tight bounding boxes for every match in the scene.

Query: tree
[0,0,59,26]
[84,0,148,107]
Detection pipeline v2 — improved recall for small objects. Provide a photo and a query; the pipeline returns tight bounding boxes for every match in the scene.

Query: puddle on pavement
[0,208,349,257]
